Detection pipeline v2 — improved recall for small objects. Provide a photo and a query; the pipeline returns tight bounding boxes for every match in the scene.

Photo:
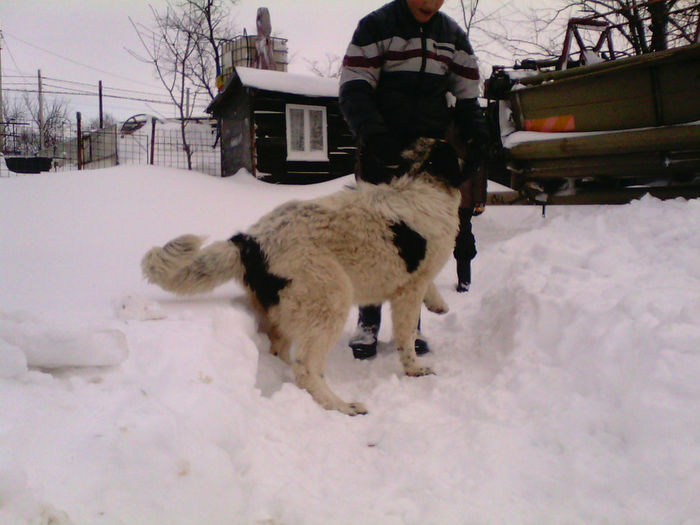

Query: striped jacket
[339,0,482,143]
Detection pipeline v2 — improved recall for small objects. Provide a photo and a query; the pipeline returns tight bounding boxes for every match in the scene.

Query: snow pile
[1,166,699,524]
[0,312,128,372]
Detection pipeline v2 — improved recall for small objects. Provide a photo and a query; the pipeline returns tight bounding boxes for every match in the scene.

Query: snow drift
[1,166,699,524]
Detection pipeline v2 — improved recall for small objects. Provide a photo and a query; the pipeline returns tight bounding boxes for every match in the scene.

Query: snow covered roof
[234,66,339,98]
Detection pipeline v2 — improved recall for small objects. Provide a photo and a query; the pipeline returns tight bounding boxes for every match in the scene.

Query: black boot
[414,318,430,355]
[349,305,381,359]
[456,259,471,293]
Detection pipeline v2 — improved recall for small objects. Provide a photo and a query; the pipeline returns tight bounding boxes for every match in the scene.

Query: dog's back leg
[281,260,367,416]
[293,327,367,416]
[391,285,435,377]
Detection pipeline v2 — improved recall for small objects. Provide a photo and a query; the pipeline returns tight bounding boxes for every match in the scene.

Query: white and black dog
[142,138,466,415]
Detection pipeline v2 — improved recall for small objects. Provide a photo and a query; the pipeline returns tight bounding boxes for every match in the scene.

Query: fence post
[114,124,119,165]
[150,117,156,165]
[76,112,82,170]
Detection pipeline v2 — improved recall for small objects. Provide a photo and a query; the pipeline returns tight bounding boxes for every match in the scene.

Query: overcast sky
[0,0,557,121]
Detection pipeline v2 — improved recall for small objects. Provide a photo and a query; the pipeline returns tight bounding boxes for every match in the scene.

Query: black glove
[455,98,491,172]
[358,133,405,184]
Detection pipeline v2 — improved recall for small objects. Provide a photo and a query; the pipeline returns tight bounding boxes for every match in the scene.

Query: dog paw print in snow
[114,294,166,321]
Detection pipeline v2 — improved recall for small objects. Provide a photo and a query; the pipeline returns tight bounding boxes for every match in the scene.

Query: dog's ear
[421,141,464,188]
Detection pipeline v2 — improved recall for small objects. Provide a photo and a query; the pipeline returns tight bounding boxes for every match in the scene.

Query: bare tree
[458,0,481,37]
[18,92,70,154]
[1,97,30,154]
[463,2,580,67]
[477,0,699,68]
[305,53,342,79]
[130,0,238,170]
[88,114,118,131]
[172,0,239,99]
[568,0,698,54]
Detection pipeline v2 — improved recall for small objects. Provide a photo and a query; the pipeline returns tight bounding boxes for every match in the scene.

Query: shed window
[285,104,328,161]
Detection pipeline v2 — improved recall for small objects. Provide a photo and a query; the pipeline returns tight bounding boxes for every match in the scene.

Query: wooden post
[76,112,82,170]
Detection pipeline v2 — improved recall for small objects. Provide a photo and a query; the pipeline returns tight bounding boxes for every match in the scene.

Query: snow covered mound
[1,166,699,523]
[0,312,128,370]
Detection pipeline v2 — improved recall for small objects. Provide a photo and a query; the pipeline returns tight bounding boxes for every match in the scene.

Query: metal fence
[10,117,222,177]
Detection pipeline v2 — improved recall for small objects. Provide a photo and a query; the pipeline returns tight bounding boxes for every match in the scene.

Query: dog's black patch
[421,141,465,188]
[390,222,426,273]
[230,233,290,310]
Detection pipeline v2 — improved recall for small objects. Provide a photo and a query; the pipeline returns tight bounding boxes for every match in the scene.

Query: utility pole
[38,69,44,150]
[98,80,103,129]
[0,25,5,152]
[76,112,82,170]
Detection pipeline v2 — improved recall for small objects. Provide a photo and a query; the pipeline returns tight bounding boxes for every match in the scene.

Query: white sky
[0,0,558,121]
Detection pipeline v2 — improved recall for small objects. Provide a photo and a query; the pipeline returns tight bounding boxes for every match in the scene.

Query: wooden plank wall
[251,89,357,183]
[219,88,253,177]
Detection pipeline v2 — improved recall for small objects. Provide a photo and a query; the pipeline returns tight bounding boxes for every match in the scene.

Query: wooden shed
[207,67,357,183]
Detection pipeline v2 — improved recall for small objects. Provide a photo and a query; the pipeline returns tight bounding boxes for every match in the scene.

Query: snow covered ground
[1,165,699,524]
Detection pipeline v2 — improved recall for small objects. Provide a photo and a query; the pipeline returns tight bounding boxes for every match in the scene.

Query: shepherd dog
[141,138,466,415]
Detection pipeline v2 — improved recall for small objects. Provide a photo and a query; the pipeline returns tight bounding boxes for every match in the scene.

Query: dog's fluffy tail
[141,234,244,295]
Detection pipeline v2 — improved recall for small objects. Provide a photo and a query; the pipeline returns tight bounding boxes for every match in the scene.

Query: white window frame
[285,104,328,162]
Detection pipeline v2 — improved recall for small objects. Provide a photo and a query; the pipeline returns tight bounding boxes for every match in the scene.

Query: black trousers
[454,207,476,261]
[357,304,422,333]
[454,206,476,284]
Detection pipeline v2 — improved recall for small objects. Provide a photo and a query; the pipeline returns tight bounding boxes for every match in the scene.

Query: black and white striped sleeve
[447,26,481,101]
[339,17,389,140]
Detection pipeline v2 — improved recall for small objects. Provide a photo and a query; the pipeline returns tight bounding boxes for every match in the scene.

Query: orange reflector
[524,115,576,132]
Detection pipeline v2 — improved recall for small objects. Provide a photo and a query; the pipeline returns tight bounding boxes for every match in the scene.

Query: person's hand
[365,133,403,168]
[359,133,405,183]
[472,203,485,216]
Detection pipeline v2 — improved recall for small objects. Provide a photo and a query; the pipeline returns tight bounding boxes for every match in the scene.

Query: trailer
[485,23,700,205]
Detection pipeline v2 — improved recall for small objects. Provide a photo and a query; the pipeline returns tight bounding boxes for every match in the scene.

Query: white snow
[1,165,699,524]
[235,66,339,97]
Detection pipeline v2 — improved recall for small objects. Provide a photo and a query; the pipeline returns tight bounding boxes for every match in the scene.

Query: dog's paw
[423,283,449,314]
[424,298,449,314]
[338,401,368,416]
[405,365,435,377]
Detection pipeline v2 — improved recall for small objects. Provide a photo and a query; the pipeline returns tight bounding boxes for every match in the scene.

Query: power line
[3,73,192,105]
[1,33,214,117]
[3,87,181,106]
[0,32,26,77]
[43,76,168,98]
[3,61,207,104]
[3,29,164,89]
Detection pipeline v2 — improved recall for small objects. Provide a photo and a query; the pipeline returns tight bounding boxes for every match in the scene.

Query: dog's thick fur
[142,138,465,415]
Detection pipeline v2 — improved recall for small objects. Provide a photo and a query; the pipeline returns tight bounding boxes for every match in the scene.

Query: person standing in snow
[339,0,489,359]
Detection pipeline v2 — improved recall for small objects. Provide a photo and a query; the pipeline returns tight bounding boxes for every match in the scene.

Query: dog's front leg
[391,287,434,377]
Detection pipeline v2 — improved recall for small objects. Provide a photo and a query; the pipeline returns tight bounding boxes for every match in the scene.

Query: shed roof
[235,67,339,97]
[207,67,340,115]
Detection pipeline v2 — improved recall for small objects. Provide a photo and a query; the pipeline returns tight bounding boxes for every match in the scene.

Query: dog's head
[402,138,465,188]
